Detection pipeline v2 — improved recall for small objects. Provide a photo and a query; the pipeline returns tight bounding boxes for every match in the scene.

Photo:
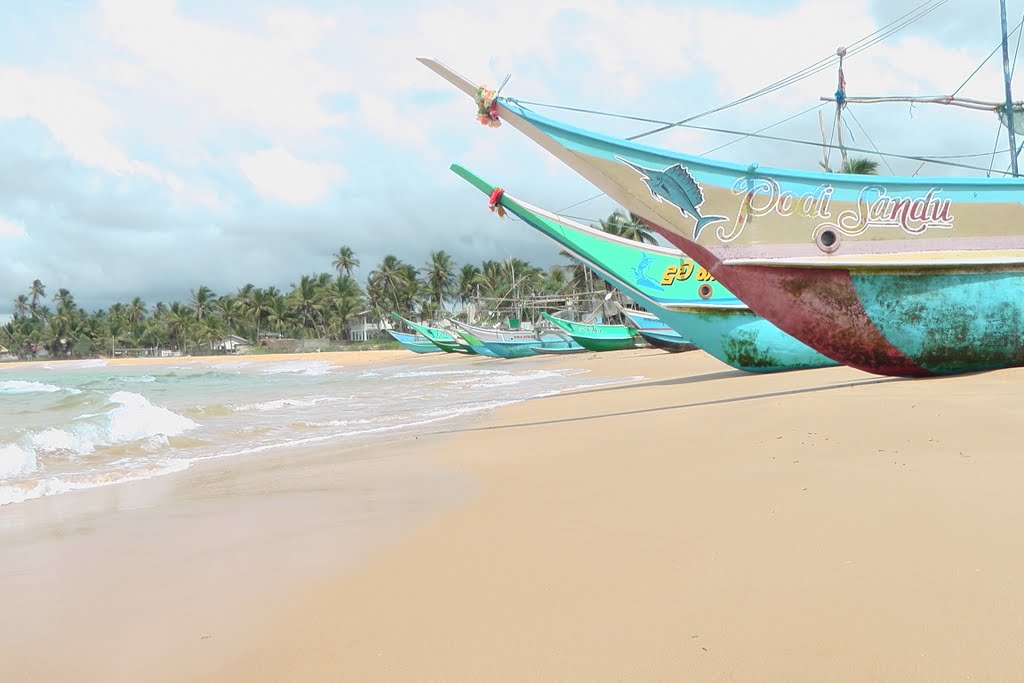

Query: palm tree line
[1,211,657,359]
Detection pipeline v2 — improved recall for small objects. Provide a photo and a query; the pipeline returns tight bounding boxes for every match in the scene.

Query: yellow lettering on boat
[695,267,715,282]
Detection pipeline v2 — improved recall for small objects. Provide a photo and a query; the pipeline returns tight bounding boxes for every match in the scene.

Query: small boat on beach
[540,312,638,352]
[391,313,476,354]
[450,319,544,359]
[453,328,500,357]
[620,309,696,353]
[386,329,444,354]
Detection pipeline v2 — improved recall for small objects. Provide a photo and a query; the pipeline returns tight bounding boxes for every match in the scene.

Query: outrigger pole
[1000,0,1019,176]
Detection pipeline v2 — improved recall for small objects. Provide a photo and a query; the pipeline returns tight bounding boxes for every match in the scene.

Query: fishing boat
[619,309,695,353]
[452,327,500,357]
[386,329,443,354]
[390,313,476,354]
[451,164,835,372]
[540,312,638,352]
[422,43,1024,377]
[450,319,543,359]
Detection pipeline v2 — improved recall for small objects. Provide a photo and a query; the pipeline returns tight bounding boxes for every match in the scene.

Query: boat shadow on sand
[432,375,906,435]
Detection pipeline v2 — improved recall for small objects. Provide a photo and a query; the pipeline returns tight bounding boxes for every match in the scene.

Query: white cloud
[0,216,26,238]
[0,67,177,188]
[99,0,346,141]
[238,147,346,205]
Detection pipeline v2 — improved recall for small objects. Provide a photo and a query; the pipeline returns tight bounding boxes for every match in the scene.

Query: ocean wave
[0,443,36,479]
[28,391,199,456]
[0,380,66,394]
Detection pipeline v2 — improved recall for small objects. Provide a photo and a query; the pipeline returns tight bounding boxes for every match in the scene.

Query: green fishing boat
[540,312,638,352]
[390,313,476,354]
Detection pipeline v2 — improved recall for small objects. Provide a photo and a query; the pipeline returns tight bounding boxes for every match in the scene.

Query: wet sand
[4,348,1024,681]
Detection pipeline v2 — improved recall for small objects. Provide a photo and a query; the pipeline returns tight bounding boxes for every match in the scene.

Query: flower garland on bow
[488,187,506,218]
[475,85,501,127]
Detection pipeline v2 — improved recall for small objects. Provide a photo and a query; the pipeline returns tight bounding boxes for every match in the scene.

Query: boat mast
[1001,0,1019,176]
[834,47,849,172]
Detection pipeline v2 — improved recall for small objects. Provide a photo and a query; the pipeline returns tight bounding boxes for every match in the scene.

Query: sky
[0,0,1022,315]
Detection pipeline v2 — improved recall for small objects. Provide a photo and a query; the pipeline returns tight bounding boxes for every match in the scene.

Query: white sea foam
[29,391,199,456]
[0,443,36,479]
[233,395,349,412]
[0,458,191,506]
[0,380,65,394]
[260,360,335,376]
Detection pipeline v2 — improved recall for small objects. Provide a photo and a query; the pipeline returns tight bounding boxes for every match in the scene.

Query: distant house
[0,345,13,361]
[214,334,252,354]
[349,310,389,342]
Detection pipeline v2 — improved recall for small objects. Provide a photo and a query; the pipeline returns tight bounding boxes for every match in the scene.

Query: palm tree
[841,156,879,175]
[29,279,46,309]
[289,274,324,337]
[423,250,456,314]
[215,295,242,335]
[190,285,216,321]
[245,288,275,344]
[599,209,657,244]
[457,264,481,304]
[367,255,412,316]
[331,246,360,278]
[13,295,29,319]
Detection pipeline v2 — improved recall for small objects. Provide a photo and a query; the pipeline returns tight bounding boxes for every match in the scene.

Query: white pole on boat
[1000,0,1019,176]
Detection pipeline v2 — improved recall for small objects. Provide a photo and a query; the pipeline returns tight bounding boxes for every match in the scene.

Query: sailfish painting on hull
[617,158,727,238]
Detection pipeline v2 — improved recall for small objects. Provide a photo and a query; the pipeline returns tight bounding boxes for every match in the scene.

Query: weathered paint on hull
[653,232,930,376]
[852,269,1024,374]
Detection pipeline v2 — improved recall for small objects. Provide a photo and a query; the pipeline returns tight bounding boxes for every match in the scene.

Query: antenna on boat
[1000,0,1019,176]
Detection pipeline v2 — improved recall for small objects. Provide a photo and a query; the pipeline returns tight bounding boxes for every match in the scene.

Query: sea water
[0,356,637,506]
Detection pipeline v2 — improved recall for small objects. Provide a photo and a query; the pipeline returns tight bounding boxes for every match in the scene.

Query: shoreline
[5,348,1024,681]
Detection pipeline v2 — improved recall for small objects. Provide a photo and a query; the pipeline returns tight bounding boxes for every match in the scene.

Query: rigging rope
[845,107,896,175]
[625,0,949,141]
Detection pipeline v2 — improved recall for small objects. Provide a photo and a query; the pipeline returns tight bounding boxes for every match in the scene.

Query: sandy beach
[4,349,1024,681]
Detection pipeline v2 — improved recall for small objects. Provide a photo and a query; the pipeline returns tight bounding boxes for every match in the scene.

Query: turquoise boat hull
[387,330,443,354]
[479,338,541,358]
[451,165,835,372]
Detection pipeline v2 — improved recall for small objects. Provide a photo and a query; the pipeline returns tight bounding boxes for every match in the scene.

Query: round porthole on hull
[698,283,713,299]
[815,228,840,253]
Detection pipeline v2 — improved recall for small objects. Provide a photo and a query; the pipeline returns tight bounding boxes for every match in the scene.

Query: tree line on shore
[1,210,657,359]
